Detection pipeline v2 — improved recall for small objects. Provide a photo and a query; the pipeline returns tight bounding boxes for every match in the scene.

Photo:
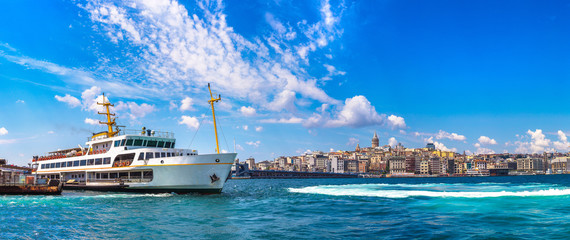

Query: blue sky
[1,0,570,166]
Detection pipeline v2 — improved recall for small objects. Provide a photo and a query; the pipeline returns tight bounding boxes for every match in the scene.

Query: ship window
[164,142,172,148]
[110,173,118,179]
[130,171,141,179]
[126,139,134,146]
[147,140,157,147]
[56,162,61,168]
[80,160,87,166]
[146,152,154,160]
[102,173,109,179]
[142,140,147,146]
[160,152,166,158]
[104,157,111,164]
[155,152,161,158]
[114,141,120,147]
[73,161,79,167]
[137,153,144,160]
[95,158,102,165]
[41,164,46,169]
[120,139,126,146]
[50,163,55,168]
[167,152,171,157]
[87,159,94,166]
[119,172,128,178]
[61,162,67,168]
[143,170,153,180]
[134,139,143,146]
[171,142,175,148]
[157,141,165,148]
[67,161,73,167]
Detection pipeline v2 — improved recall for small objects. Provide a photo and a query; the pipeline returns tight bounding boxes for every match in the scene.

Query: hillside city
[236,132,568,177]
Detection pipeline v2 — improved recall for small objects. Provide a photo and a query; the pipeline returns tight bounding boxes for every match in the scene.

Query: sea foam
[288,183,570,198]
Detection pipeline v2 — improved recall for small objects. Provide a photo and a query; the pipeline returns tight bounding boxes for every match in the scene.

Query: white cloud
[16,99,25,104]
[388,137,397,147]
[553,130,570,151]
[179,116,200,130]
[474,143,481,148]
[255,126,263,132]
[242,125,249,131]
[387,115,406,129]
[346,137,359,146]
[84,118,99,125]
[180,97,195,111]
[246,140,261,148]
[514,129,553,153]
[476,147,495,154]
[125,102,155,120]
[425,137,457,152]
[0,127,8,136]
[478,136,497,145]
[305,96,384,128]
[240,106,256,116]
[47,131,55,134]
[79,0,343,113]
[55,94,81,108]
[435,130,466,141]
[260,117,303,124]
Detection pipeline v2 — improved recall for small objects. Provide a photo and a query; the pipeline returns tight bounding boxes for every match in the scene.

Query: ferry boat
[31,84,237,194]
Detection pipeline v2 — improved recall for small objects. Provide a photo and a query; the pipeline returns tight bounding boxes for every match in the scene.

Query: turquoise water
[2,175,570,239]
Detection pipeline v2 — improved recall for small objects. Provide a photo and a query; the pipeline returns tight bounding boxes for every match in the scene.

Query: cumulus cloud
[388,137,397,147]
[84,118,99,125]
[240,106,256,116]
[476,147,495,154]
[179,116,200,130]
[246,141,261,148]
[553,130,570,151]
[425,137,457,152]
[387,115,406,129]
[478,136,497,145]
[305,96,385,128]
[0,127,8,136]
[55,94,81,108]
[255,126,263,132]
[435,130,466,141]
[180,97,195,111]
[242,125,249,131]
[514,129,553,153]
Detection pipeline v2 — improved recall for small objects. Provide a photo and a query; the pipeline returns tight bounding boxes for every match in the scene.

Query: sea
[2,175,570,239]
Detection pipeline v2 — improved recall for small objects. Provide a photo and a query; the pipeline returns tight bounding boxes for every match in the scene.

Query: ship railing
[118,129,175,139]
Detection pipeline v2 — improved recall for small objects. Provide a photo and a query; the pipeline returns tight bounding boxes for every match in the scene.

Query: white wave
[288,184,570,198]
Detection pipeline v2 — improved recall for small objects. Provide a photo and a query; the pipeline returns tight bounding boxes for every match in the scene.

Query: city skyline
[2,0,570,166]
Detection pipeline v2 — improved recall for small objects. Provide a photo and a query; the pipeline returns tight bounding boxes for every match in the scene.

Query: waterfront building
[454,160,464,174]
[372,132,379,148]
[369,154,383,172]
[405,156,416,173]
[429,157,441,175]
[389,156,406,174]
[346,160,359,172]
[257,161,272,170]
[245,157,256,170]
[419,160,430,175]
[331,156,345,173]
[552,157,568,173]
[516,158,544,172]
[426,143,436,151]
[447,159,455,174]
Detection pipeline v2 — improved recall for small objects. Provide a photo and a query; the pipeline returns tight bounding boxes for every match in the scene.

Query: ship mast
[208,83,221,154]
[97,93,118,138]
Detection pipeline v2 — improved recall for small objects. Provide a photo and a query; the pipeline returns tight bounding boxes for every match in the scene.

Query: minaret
[355,143,361,152]
[372,131,379,148]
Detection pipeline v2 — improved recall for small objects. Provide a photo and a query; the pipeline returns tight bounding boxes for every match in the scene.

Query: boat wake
[288,183,570,198]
